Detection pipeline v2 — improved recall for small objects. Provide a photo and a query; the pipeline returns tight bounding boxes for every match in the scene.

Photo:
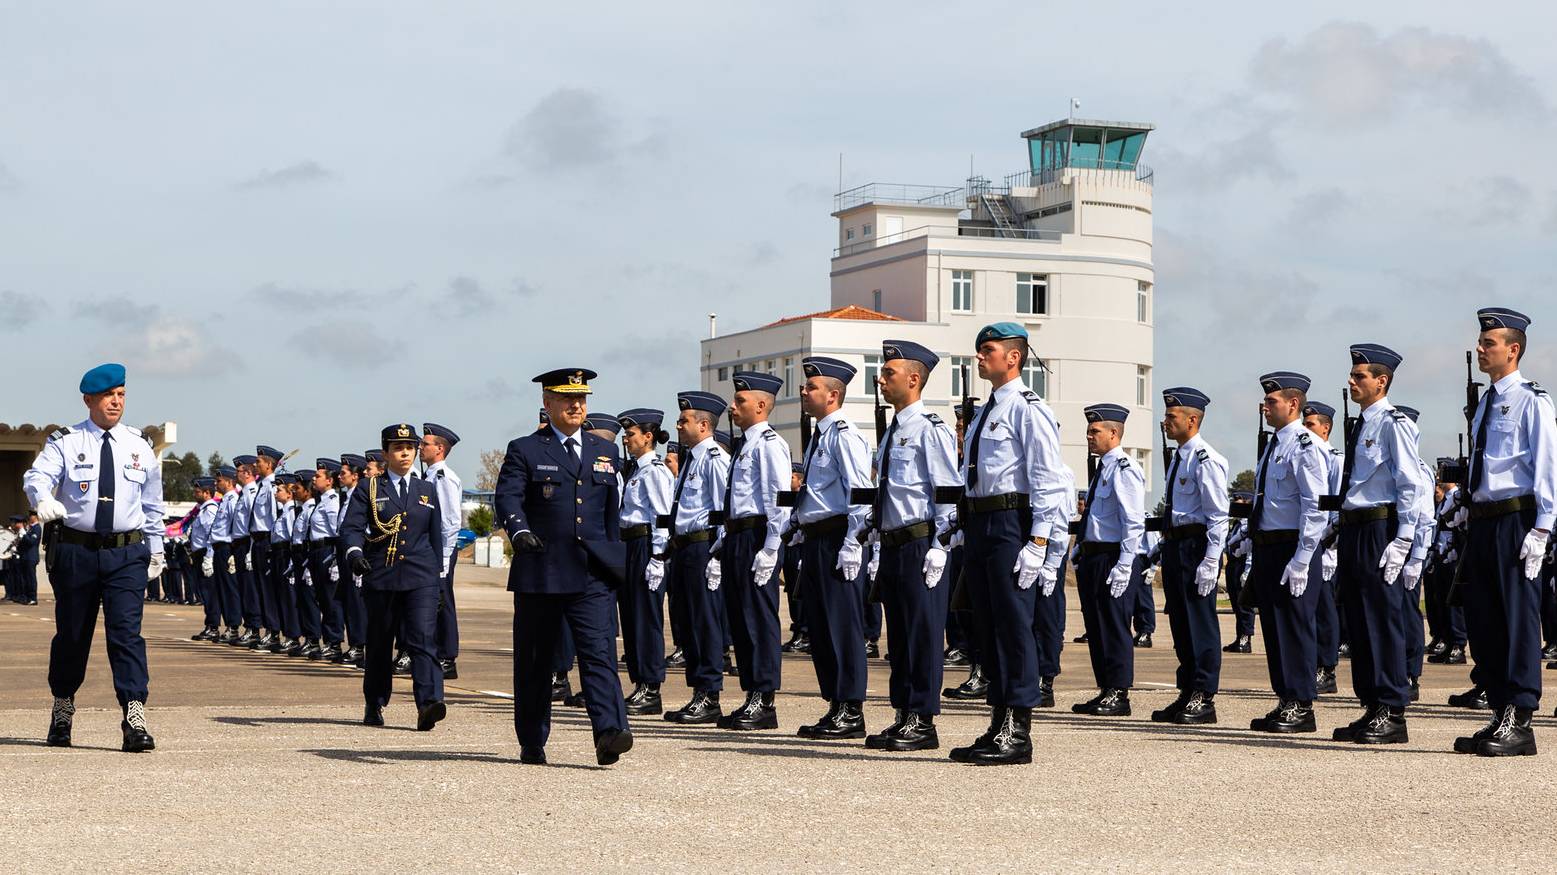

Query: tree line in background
[158,451,231,502]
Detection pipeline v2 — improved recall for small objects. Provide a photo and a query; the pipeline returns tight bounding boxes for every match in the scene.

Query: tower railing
[1004,161,1155,190]
[833,183,965,212]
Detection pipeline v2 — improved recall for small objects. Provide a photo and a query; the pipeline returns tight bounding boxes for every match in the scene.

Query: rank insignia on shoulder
[763,430,779,441]
[1117,458,1129,468]
[1021,390,1041,403]
[1527,381,1547,396]
[926,412,945,426]
[1389,410,1407,421]
[435,469,445,479]
[48,428,71,441]
[1298,434,1311,446]
[1195,449,1209,462]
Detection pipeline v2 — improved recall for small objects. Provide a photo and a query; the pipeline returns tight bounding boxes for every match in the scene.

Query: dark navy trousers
[1252,539,1319,702]
[720,527,782,693]
[961,507,1040,708]
[1224,554,1256,638]
[782,545,805,634]
[334,542,368,649]
[212,542,242,628]
[364,586,442,709]
[193,553,220,629]
[48,540,151,707]
[1464,507,1542,712]
[253,534,283,633]
[1075,546,1135,690]
[436,547,460,661]
[233,536,260,629]
[308,545,344,645]
[1424,559,1468,646]
[1161,533,1222,694]
[1338,519,1409,709]
[800,525,868,703]
[670,539,725,694]
[1031,550,1067,679]
[513,582,627,748]
[879,534,949,714]
[1315,561,1340,669]
[1130,555,1156,635]
[619,533,666,684]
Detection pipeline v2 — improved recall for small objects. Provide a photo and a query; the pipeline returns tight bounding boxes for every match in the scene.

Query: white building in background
[700,117,1157,486]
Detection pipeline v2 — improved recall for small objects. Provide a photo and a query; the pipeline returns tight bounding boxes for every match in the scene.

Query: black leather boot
[1173,691,1217,725]
[1315,666,1337,695]
[797,701,841,739]
[949,707,1006,763]
[1447,685,1490,710]
[943,664,989,700]
[1036,676,1055,709]
[627,684,663,716]
[120,701,155,753]
[1252,699,1315,733]
[808,700,865,739]
[551,672,570,703]
[1351,705,1408,745]
[664,690,722,725]
[968,707,1032,765]
[46,696,74,747]
[877,713,939,752]
[1223,635,1252,654]
[1476,706,1538,757]
[865,709,908,749]
[724,691,778,731]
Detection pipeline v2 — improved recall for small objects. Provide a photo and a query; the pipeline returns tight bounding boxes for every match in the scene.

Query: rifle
[1447,351,1483,607]
[1230,403,1267,521]
[1147,422,1172,533]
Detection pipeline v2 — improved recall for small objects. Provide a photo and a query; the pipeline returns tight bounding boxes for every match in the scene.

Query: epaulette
[650,457,666,467]
[1388,410,1408,422]
[47,427,71,442]
[1117,458,1130,469]
[835,420,854,431]
[1195,448,1209,462]
[435,469,446,479]
[122,425,143,438]
[1526,381,1548,396]
[1298,433,1312,447]
[926,412,945,426]
[1329,447,1343,456]
[1020,390,1042,404]
[762,430,780,441]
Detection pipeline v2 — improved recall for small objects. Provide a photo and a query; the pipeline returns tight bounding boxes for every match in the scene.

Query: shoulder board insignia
[926,412,945,426]
[1330,447,1343,456]
[1195,448,1209,462]
[1388,410,1407,421]
[1298,433,1312,446]
[47,427,71,441]
[1526,381,1548,396]
[762,430,779,441]
[1117,458,1129,469]
[1020,390,1041,403]
[122,425,143,437]
[835,420,853,430]
[651,457,666,466]
[435,469,445,478]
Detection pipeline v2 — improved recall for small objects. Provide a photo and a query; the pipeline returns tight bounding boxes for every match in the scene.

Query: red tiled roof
[761,304,903,329]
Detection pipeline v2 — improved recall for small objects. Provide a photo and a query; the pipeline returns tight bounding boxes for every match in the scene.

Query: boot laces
[125,701,148,732]
[1491,706,1518,739]
[51,697,75,726]
[991,710,1017,747]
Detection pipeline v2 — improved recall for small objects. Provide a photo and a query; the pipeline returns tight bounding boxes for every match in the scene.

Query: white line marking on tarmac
[1135,682,1175,688]
[479,690,515,699]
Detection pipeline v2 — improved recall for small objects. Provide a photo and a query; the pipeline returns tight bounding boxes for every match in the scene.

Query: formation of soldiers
[20,305,1557,764]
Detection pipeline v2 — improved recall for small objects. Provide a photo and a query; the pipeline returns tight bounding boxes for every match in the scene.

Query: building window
[845,228,855,240]
[862,223,873,236]
[951,270,974,312]
[783,357,794,396]
[1137,280,1150,323]
[1137,365,1149,405]
[872,289,882,312]
[1023,358,1048,399]
[951,356,974,398]
[765,359,776,376]
[717,366,728,381]
[1135,449,1151,483]
[1017,273,1048,315]
[863,354,880,390]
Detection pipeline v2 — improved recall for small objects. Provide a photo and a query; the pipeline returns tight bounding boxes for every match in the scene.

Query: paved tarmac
[3,562,1556,872]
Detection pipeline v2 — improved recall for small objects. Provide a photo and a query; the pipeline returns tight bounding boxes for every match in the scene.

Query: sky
[3,1,1555,484]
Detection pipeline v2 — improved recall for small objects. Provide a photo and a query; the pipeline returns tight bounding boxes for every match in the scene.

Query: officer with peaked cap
[1071,403,1146,717]
[781,461,810,654]
[25,363,165,752]
[252,444,285,652]
[229,454,262,646]
[1301,400,1345,696]
[495,368,632,766]
[187,476,222,640]
[617,408,675,714]
[420,423,464,679]
[306,458,345,661]
[210,464,241,643]
[343,423,449,732]
[1150,387,1230,726]
[1327,344,1428,745]
[1247,372,1332,735]
[1454,308,1557,756]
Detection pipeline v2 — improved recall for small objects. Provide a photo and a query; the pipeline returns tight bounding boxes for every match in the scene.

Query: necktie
[1163,449,1182,520]
[1339,416,1361,497]
[722,442,743,518]
[1252,439,1275,531]
[667,449,695,526]
[873,417,900,527]
[565,437,579,461]
[397,476,407,503]
[1076,458,1103,539]
[1468,387,1497,494]
[95,432,116,534]
[965,399,996,489]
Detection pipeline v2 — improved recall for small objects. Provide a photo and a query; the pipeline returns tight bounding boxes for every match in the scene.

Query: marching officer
[1071,404,1146,717]
[1150,387,1230,726]
[421,423,464,679]
[342,424,448,732]
[1247,372,1330,735]
[950,324,1069,765]
[863,340,960,751]
[617,408,674,714]
[25,363,164,752]
[1454,308,1557,757]
[495,368,632,766]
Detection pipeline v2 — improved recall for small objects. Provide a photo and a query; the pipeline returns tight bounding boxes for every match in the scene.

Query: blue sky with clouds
[2,1,1554,482]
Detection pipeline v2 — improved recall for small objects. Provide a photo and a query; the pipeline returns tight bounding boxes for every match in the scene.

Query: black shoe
[551,673,570,703]
[1073,688,1130,717]
[1408,678,1420,703]
[595,728,633,765]
[520,747,547,765]
[233,629,256,647]
[318,643,342,663]
[943,665,989,700]
[797,701,841,739]
[1448,686,1490,710]
[664,691,722,725]
[967,707,1032,765]
[1037,676,1055,709]
[393,653,411,676]
[283,638,304,657]
[865,709,909,749]
[1315,667,1337,695]
[665,648,687,668]
[865,640,880,659]
[1151,691,1190,723]
[218,628,238,645]
[1454,713,1500,753]
[363,704,384,726]
[723,691,778,731]
[253,632,273,651]
[626,684,663,716]
[1337,642,1351,659]
[874,713,940,752]
[1426,638,1446,657]
[301,641,323,660]
[791,634,810,654]
[804,700,865,739]
[563,690,587,708]
[416,700,447,732]
[1476,706,1538,757]
[353,650,367,669]
[46,697,74,747]
[120,702,155,753]
[1251,700,1316,734]
[1352,706,1408,745]
[439,659,458,680]
[1173,691,1217,725]
[1073,632,1089,644]
[1543,643,1557,660]
[191,627,216,642]
[1133,632,1153,648]
[1223,636,1251,654]
[781,632,807,653]
[950,707,1006,763]
[943,647,970,667]
[1429,645,1467,665]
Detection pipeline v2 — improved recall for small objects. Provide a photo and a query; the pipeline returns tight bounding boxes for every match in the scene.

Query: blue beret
[802,356,856,383]
[1349,343,1403,370]
[618,408,665,430]
[364,450,385,463]
[315,457,341,473]
[381,423,420,447]
[677,391,728,416]
[1395,405,1420,423]
[1479,307,1531,332]
[975,322,1027,346]
[339,453,367,470]
[585,412,622,435]
[193,477,216,489]
[79,363,126,395]
[1161,386,1209,411]
[1259,371,1311,394]
[422,423,460,447]
[1084,403,1130,424]
[732,371,784,395]
[256,445,282,461]
[882,339,939,371]
[233,454,258,466]
[216,465,237,478]
[533,367,596,395]
[1302,401,1336,420]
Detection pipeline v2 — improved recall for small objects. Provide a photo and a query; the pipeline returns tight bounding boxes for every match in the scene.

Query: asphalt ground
[3,562,1556,872]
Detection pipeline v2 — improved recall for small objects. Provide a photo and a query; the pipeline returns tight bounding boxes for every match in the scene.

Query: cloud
[471,377,524,403]
[287,324,390,369]
[501,88,665,173]
[249,281,374,309]
[1282,186,1354,229]
[1154,128,1290,194]
[69,296,230,376]
[747,241,781,266]
[72,296,159,326]
[234,160,337,191]
[1446,175,1535,227]
[1250,22,1550,125]
[0,290,45,330]
[444,275,540,316]
[0,161,18,193]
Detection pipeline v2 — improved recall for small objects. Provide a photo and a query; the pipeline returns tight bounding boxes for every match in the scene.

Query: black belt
[1469,495,1536,520]
[800,516,849,538]
[622,524,652,540]
[880,520,932,548]
[310,537,338,547]
[725,515,768,534]
[961,493,1030,514]
[1338,505,1396,526]
[233,535,251,545]
[58,529,143,550]
[1161,523,1208,542]
[1251,529,1299,545]
[1078,541,1121,556]
[251,531,271,543]
[668,529,714,551]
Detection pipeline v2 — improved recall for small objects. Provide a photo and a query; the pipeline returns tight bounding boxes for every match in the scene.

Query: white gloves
[646,558,665,592]
[706,558,722,591]
[202,553,215,577]
[1036,566,1058,597]
[328,559,339,582]
[1450,505,1469,529]
[1519,529,1550,580]
[752,547,778,587]
[147,551,166,581]
[922,546,947,589]
[1107,561,1133,599]
[1321,547,1337,582]
[1194,556,1219,597]
[1014,541,1044,590]
[837,540,863,581]
[227,556,237,575]
[301,568,310,587]
[1379,537,1412,585]
[866,541,881,583]
[35,497,67,523]
[1401,557,1424,590]
[1281,559,1310,597]
[441,558,450,579]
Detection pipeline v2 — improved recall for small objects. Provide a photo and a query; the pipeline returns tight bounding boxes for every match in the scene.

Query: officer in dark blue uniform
[495,368,632,766]
[18,511,41,604]
[342,423,448,732]
[25,363,165,752]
